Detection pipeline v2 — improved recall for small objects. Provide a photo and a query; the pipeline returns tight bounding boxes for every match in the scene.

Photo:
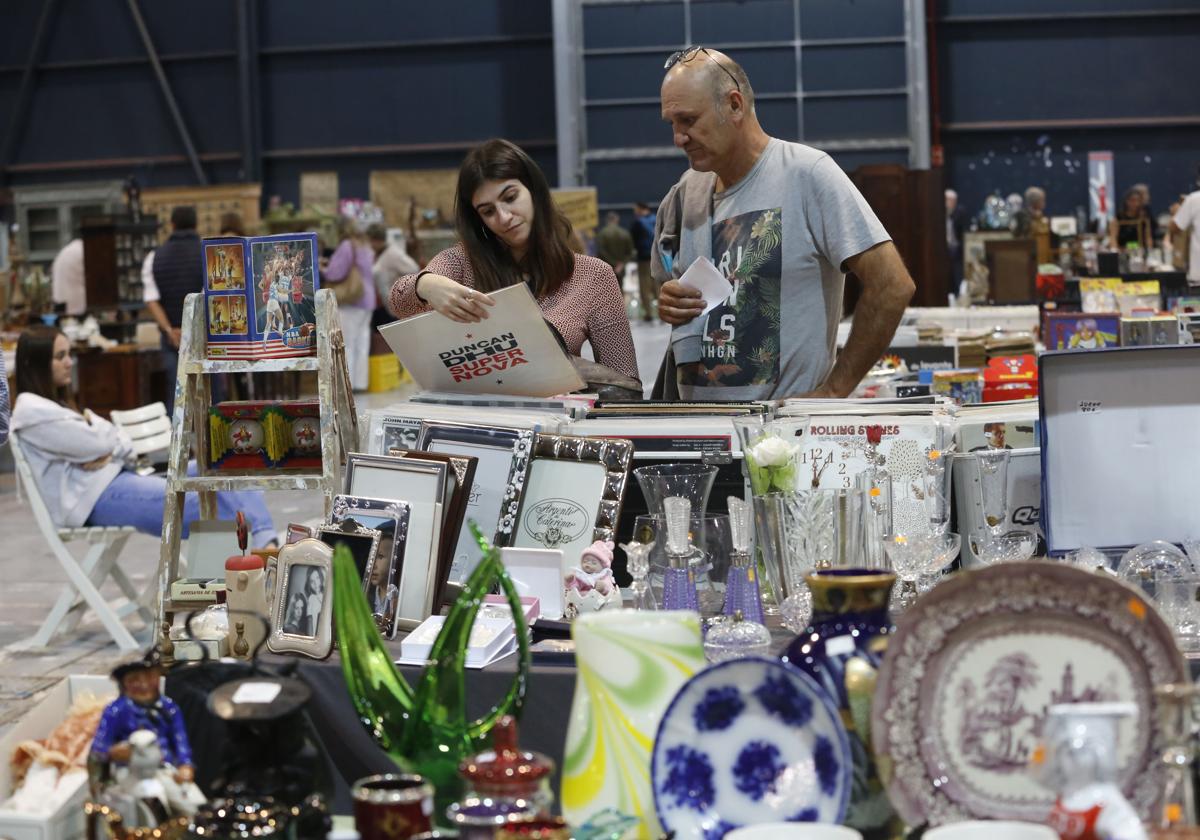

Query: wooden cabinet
[74,347,165,419]
[81,214,160,310]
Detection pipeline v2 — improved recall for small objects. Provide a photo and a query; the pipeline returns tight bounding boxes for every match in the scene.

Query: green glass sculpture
[332,522,530,816]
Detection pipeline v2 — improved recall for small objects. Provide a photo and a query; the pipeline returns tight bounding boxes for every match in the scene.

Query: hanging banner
[1088,151,1115,230]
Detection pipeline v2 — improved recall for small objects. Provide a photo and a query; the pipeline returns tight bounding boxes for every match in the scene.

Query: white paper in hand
[679,257,734,315]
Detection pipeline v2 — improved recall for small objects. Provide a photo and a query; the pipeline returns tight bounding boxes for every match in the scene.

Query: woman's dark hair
[455,138,576,297]
[15,327,73,407]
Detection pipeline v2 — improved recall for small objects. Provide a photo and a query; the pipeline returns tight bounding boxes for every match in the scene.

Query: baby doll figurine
[564,540,622,619]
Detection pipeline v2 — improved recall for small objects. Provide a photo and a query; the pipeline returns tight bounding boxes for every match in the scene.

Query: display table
[295,642,577,813]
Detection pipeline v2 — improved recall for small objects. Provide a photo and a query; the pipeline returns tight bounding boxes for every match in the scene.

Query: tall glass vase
[782,569,898,837]
[332,525,531,822]
[633,463,717,516]
[561,610,706,839]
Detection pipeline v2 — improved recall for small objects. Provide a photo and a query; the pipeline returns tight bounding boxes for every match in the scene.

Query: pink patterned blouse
[390,244,640,382]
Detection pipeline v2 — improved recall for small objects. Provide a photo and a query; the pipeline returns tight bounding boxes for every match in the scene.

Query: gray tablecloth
[295,641,577,813]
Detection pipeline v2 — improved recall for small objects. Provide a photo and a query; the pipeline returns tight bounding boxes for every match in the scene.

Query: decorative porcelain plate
[652,657,852,839]
[872,561,1187,828]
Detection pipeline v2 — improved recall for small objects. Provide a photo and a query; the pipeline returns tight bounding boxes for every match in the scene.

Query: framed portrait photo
[267,538,334,659]
[344,453,447,629]
[416,422,535,583]
[498,433,633,566]
[329,495,411,638]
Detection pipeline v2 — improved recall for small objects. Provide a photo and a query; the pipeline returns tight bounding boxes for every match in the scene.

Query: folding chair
[9,432,154,652]
[110,402,171,475]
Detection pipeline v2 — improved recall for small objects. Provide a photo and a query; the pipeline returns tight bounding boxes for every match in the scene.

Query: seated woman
[390,138,639,384]
[10,329,275,545]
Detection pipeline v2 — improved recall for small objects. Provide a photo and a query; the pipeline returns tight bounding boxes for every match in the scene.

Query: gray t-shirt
[657,138,890,400]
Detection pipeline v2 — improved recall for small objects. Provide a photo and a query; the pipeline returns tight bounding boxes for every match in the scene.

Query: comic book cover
[1045,312,1120,350]
[204,232,320,360]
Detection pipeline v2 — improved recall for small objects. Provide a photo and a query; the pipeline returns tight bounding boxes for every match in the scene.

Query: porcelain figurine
[1035,702,1148,840]
[564,540,622,619]
[89,649,205,828]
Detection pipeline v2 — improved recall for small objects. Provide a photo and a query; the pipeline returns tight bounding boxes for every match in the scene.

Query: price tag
[825,635,857,657]
[231,681,282,704]
[1078,400,1102,415]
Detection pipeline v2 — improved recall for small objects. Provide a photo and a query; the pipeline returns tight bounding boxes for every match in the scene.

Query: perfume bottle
[661,497,700,612]
[722,496,764,624]
[619,540,658,611]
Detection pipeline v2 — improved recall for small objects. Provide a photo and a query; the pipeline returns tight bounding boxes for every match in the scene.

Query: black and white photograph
[282,564,324,637]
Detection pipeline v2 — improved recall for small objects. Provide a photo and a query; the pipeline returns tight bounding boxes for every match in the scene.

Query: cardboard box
[0,675,116,840]
[1039,345,1200,554]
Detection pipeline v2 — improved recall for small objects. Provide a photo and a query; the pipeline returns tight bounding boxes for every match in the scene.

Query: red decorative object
[459,715,554,803]
[1037,272,1066,302]
[865,425,884,446]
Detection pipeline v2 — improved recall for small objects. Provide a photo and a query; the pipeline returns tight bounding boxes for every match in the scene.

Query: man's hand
[657,280,705,325]
[108,742,132,763]
[794,383,840,399]
[168,327,181,349]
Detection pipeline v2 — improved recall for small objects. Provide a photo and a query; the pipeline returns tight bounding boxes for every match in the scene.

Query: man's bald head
[662,48,755,114]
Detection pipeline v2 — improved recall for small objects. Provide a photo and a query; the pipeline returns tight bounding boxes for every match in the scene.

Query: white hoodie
[10,393,135,528]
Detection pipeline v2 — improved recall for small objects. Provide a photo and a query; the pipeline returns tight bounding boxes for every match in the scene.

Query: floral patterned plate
[872,561,1188,828]
[651,657,852,839]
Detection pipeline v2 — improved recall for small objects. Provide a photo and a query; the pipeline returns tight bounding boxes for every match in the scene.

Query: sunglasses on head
[664,46,741,92]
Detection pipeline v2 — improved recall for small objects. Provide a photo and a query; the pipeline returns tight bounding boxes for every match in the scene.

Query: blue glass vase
[781,569,897,838]
[661,566,699,612]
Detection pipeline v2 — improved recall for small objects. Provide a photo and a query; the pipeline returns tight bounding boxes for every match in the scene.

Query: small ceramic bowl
[724,824,863,840]
[925,820,1058,840]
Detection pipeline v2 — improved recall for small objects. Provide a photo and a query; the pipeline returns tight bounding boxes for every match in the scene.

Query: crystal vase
[561,610,706,839]
[633,463,717,516]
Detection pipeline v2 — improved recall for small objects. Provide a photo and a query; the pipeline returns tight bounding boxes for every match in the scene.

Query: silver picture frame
[496,433,633,564]
[344,453,448,629]
[329,494,411,638]
[266,538,334,659]
[416,422,535,582]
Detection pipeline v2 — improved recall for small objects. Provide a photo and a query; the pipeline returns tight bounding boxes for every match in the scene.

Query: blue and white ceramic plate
[651,656,852,840]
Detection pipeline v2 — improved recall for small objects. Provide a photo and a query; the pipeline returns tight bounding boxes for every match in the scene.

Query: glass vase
[332,524,531,823]
[561,610,706,839]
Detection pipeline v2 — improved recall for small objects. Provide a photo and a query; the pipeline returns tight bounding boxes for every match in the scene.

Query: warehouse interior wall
[1,0,1197,233]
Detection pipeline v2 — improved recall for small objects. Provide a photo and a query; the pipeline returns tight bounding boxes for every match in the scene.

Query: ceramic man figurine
[90,649,195,786]
[1034,702,1147,840]
[564,540,622,618]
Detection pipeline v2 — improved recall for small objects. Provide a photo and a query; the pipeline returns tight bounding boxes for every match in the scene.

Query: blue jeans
[87,463,276,545]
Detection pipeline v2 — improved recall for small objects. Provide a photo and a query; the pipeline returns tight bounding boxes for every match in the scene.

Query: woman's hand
[82,454,112,471]
[416,273,494,323]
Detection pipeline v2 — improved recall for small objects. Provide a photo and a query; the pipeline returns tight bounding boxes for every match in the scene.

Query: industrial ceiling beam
[126,0,209,185]
[0,0,59,185]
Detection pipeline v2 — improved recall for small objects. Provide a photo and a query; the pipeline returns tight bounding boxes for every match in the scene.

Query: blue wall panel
[583,4,685,49]
[799,0,905,40]
[691,0,794,43]
[801,43,906,92]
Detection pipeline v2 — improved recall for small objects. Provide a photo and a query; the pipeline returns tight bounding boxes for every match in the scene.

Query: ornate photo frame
[266,538,334,659]
[496,433,633,565]
[344,453,448,628]
[329,494,411,638]
[416,422,535,583]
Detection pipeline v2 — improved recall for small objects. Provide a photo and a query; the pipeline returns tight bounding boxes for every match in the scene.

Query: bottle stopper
[728,496,751,554]
[664,496,691,555]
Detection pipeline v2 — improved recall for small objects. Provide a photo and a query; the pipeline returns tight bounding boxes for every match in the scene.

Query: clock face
[798,415,942,533]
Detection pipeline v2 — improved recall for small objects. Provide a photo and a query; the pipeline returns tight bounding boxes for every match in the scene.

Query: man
[147,207,203,413]
[367,223,418,322]
[630,202,657,321]
[1011,186,1047,238]
[946,189,966,295]
[595,211,635,292]
[51,236,87,316]
[654,48,914,400]
[1170,172,1200,285]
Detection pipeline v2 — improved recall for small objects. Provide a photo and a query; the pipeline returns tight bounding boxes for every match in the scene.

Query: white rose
[750,436,797,467]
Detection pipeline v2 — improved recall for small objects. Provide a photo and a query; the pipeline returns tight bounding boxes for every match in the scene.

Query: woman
[284,591,310,636]
[323,217,376,391]
[303,566,324,625]
[10,329,275,545]
[390,139,639,383]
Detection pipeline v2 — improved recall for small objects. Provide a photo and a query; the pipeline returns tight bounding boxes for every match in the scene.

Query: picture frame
[496,433,634,567]
[371,413,423,456]
[344,453,447,628]
[266,538,334,659]
[385,448,478,611]
[416,421,536,583]
[329,494,411,638]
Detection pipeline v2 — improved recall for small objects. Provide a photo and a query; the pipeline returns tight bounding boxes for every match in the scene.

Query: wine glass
[884,532,961,616]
